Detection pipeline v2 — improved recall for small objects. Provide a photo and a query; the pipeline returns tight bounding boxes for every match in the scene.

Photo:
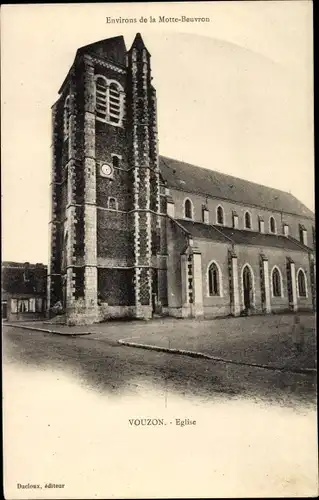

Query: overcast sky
[1,2,314,264]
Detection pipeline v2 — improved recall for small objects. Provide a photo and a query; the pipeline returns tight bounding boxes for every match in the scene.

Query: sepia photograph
[1,2,317,498]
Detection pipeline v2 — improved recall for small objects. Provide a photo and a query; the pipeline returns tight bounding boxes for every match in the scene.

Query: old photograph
[2,2,317,498]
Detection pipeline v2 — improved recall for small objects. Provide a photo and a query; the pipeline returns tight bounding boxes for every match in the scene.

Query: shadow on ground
[3,326,317,410]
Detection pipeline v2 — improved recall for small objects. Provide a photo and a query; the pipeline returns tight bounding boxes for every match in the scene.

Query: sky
[1,2,314,265]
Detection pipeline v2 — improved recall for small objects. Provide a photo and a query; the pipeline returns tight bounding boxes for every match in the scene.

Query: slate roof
[59,36,127,94]
[176,219,310,252]
[160,156,314,219]
[76,35,127,66]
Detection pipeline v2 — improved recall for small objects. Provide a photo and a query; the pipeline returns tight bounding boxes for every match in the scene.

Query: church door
[243,266,252,310]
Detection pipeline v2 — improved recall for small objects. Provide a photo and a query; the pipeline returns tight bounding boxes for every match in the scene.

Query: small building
[2,262,47,321]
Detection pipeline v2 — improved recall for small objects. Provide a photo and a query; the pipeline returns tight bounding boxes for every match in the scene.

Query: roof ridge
[159,154,293,198]
[159,156,314,218]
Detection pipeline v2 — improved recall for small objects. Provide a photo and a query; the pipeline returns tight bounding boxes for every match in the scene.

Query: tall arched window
[244,211,252,229]
[216,205,224,225]
[297,269,307,297]
[95,76,108,121]
[208,262,221,296]
[63,95,70,139]
[272,267,282,297]
[184,199,193,219]
[269,216,276,233]
[95,76,124,125]
[108,83,121,124]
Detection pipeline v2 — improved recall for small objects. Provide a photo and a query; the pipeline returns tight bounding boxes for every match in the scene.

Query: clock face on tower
[100,164,113,178]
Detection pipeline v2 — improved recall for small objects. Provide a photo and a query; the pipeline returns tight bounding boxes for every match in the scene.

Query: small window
[272,268,281,297]
[297,269,307,297]
[244,211,252,229]
[269,216,276,233]
[108,197,117,210]
[208,262,221,296]
[184,199,193,219]
[216,206,224,225]
[18,299,29,313]
[112,155,120,169]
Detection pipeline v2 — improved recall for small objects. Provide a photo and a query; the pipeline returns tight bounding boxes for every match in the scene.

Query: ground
[2,314,318,498]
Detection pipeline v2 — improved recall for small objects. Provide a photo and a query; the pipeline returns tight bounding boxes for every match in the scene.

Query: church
[48,33,315,325]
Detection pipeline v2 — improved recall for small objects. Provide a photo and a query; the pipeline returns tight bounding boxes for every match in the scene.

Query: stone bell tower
[47,33,164,324]
[126,34,161,319]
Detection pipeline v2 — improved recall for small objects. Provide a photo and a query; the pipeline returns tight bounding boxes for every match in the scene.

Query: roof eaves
[166,184,314,220]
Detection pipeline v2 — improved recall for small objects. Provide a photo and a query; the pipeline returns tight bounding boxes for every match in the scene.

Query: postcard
[2,2,317,498]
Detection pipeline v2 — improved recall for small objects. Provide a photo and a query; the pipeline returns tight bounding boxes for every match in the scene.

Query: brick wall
[97,210,133,261]
[98,268,134,305]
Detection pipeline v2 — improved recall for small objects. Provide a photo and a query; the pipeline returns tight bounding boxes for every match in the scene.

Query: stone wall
[170,188,315,248]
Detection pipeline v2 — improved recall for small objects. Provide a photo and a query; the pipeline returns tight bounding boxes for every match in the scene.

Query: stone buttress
[126,34,160,319]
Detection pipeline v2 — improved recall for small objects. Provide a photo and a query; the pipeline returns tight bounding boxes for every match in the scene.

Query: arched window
[216,205,224,225]
[95,76,124,125]
[241,264,255,309]
[269,216,276,233]
[63,95,70,139]
[184,199,193,219]
[297,269,307,297]
[95,76,108,120]
[272,267,282,297]
[244,211,252,229]
[208,262,221,296]
[108,197,117,210]
[108,83,121,125]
